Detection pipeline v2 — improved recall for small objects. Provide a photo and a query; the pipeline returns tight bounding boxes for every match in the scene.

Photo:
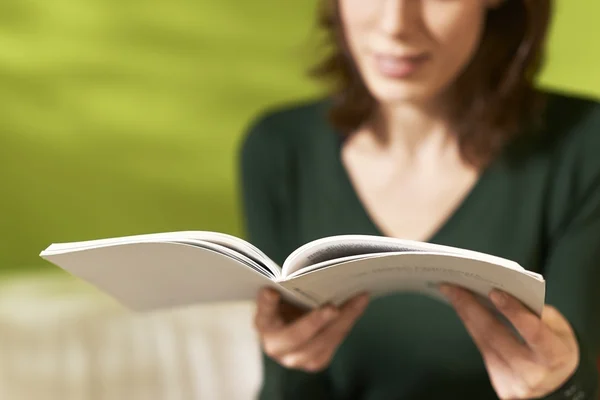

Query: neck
[370,99,456,161]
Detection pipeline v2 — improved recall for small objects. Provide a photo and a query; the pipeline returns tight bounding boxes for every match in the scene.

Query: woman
[240,0,600,399]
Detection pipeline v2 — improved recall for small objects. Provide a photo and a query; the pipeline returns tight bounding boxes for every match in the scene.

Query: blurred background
[0,0,598,399]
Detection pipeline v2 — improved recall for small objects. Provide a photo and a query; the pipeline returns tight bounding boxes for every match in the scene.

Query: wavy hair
[311,0,553,166]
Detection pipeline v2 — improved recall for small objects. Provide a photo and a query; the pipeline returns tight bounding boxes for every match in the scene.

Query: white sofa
[0,274,264,400]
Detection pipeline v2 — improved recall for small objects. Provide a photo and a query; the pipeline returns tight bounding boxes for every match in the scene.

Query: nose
[379,0,422,37]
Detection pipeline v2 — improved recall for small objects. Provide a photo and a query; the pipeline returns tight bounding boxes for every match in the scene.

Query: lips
[373,53,430,78]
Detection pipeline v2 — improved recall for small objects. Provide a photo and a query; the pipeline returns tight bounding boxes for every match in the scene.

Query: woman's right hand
[254,288,370,373]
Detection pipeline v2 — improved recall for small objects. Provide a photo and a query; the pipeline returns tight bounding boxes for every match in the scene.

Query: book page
[181,231,281,276]
[282,235,524,278]
[42,231,282,279]
[41,241,297,312]
[44,237,274,278]
[285,253,378,279]
[176,240,276,278]
[279,252,545,316]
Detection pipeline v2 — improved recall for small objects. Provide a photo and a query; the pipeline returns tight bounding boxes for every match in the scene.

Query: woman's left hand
[440,284,580,399]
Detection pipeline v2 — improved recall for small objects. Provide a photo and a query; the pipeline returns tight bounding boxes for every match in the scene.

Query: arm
[441,172,600,399]
[540,102,600,399]
[540,173,600,399]
[441,102,600,399]
[239,115,334,400]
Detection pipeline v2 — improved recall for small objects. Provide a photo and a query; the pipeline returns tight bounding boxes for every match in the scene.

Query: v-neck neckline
[329,127,495,245]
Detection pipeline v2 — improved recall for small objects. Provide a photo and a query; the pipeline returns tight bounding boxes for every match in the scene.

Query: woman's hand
[440,284,580,399]
[254,288,369,373]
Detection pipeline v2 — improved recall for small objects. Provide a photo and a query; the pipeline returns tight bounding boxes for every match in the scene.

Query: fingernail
[321,307,338,321]
[489,290,507,307]
[354,294,369,310]
[438,284,456,301]
[262,289,278,302]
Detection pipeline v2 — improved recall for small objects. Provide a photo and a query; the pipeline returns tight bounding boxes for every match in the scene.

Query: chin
[357,61,445,106]
[367,79,439,107]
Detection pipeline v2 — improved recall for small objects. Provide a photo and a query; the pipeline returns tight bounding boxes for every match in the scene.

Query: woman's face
[339,0,499,106]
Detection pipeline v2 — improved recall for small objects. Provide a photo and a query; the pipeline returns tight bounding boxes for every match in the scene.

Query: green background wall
[0,0,598,274]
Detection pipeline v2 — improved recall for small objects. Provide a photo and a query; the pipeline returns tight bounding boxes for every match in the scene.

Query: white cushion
[0,274,263,400]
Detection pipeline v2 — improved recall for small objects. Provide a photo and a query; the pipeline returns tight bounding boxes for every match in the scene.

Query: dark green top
[239,91,600,400]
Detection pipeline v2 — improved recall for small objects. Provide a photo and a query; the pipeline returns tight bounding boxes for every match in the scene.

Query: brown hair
[311,0,553,167]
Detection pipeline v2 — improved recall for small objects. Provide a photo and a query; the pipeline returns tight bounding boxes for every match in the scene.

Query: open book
[40,231,546,315]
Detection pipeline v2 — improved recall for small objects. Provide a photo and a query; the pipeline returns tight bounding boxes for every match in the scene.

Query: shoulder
[509,90,600,183]
[239,97,332,159]
[541,90,600,185]
[543,90,600,144]
[238,97,333,188]
[515,90,600,234]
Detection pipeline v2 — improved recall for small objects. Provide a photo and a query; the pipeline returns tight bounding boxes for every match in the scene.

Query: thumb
[255,288,284,332]
[542,306,576,340]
